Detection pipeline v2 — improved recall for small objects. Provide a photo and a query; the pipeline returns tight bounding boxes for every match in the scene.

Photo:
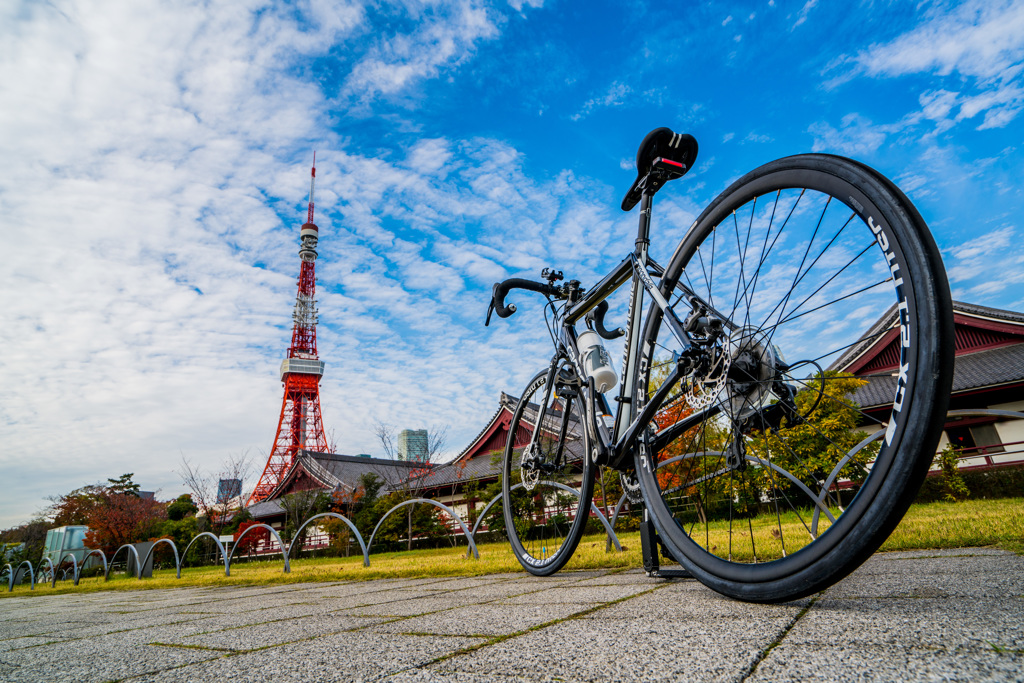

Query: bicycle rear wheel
[636,154,954,602]
[503,367,596,576]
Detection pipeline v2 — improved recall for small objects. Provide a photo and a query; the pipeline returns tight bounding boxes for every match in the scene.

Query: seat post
[635,190,654,254]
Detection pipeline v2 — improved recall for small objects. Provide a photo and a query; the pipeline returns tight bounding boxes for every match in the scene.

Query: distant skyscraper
[398,429,428,462]
[217,478,242,504]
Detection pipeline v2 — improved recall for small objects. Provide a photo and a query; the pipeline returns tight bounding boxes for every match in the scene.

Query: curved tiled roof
[851,343,1024,409]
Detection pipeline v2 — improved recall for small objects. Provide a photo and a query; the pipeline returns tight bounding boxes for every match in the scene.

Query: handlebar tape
[491,278,559,319]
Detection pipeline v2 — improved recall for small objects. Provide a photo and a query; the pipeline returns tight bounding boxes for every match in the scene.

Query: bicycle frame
[528,192,708,473]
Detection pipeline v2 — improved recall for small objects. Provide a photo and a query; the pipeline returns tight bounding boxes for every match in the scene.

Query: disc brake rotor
[683,344,731,411]
[521,443,540,491]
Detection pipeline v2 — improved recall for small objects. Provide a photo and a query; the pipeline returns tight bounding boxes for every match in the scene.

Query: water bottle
[577,329,618,394]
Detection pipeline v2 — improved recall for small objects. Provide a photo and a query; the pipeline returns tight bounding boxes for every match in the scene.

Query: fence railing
[6,409,1020,593]
[4,493,622,592]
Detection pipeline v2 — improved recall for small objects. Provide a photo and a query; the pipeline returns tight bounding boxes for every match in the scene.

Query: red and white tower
[249,157,330,504]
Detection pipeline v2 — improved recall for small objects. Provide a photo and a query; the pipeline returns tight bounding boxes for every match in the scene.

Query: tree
[0,518,49,564]
[233,520,267,561]
[106,473,141,496]
[48,484,106,526]
[155,515,199,564]
[746,372,878,503]
[82,489,166,554]
[176,452,252,536]
[648,367,878,524]
[278,488,331,555]
[935,444,970,502]
[373,420,449,551]
[167,494,198,521]
[350,472,385,535]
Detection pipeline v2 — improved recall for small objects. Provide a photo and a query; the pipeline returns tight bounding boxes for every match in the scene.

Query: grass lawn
[3,497,1020,597]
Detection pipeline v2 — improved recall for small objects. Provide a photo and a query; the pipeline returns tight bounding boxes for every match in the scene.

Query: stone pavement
[0,548,1022,682]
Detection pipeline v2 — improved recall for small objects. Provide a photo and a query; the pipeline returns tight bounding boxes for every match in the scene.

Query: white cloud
[791,0,818,29]
[828,0,1024,130]
[853,1,1024,81]
[808,114,889,156]
[508,0,543,11]
[946,226,1024,300]
[743,131,773,144]
[571,81,633,121]
[341,0,499,103]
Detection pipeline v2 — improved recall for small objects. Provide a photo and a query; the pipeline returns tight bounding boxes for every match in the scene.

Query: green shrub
[915,463,1024,503]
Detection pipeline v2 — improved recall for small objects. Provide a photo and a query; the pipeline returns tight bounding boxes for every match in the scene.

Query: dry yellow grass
[3,498,1019,598]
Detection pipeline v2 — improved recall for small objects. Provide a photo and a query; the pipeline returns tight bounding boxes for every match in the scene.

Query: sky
[1,0,1022,526]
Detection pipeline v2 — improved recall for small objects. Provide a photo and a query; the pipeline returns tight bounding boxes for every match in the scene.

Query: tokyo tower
[249,157,330,504]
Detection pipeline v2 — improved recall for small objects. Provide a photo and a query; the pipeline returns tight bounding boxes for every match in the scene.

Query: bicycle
[484,127,954,603]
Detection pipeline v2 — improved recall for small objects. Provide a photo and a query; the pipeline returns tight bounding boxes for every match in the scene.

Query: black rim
[637,159,936,584]
[503,372,594,571]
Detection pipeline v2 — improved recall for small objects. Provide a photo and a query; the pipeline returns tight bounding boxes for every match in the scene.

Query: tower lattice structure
[249,158,329,504]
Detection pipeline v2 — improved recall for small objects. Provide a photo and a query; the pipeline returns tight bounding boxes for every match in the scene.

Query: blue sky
[1,0,1022,526]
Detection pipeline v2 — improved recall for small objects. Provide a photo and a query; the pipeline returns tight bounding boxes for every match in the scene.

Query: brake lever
[485,299,495,327]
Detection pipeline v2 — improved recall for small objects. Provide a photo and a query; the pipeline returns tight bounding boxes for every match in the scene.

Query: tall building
[398,429,428,462]
[217,479,242,504]
[249,159,330,504]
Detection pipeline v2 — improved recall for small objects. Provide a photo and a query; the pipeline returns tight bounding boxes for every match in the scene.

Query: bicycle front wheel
[636,154,954,602]
[503,368,596,576]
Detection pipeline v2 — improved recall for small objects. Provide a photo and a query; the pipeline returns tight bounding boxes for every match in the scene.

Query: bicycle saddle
[621,127,698,211]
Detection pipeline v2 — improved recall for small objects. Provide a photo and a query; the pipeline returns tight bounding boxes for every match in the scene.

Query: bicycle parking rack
[288,513,368,567]
[140,539,179,579]
[106,544,142,581]
[470,483,622,557]
[227,524,289,575]
[370,499,479,560]
[182,533,229,576]
[54,552,80,587]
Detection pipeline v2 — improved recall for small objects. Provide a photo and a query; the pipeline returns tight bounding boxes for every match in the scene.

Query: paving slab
[341,593,500,617]
[0,635,57,652]
[1,551,1022,682]
[788,596,1024,653]
[747,642,1024,683]
[127,632,482,682]
[164,613,386,650]
[579,581,806,622]
[366,601,596,637]
[0,634,223,682]
[429,617,773,682]
[825,554,1024,599]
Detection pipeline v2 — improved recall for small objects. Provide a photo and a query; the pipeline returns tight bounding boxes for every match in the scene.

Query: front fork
[521,355,576,474]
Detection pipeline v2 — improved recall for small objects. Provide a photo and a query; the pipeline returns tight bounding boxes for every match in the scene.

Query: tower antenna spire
[307,151,316,225]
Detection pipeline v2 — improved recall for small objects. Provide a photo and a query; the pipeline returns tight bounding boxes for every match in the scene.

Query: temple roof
[835,301,1024,409]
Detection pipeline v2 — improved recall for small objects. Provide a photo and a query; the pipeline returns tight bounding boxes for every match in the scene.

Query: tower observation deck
[249,158,330,504]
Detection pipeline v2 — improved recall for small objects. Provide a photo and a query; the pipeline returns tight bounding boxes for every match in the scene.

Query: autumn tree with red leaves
[83,490,166,554]
[49,474,167,554]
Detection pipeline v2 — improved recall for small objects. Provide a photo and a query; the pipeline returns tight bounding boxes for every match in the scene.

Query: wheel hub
[723,326,778,419]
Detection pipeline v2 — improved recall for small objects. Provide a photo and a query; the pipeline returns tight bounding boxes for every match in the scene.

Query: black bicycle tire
[503,369,597,576]
[634,154,954,602]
